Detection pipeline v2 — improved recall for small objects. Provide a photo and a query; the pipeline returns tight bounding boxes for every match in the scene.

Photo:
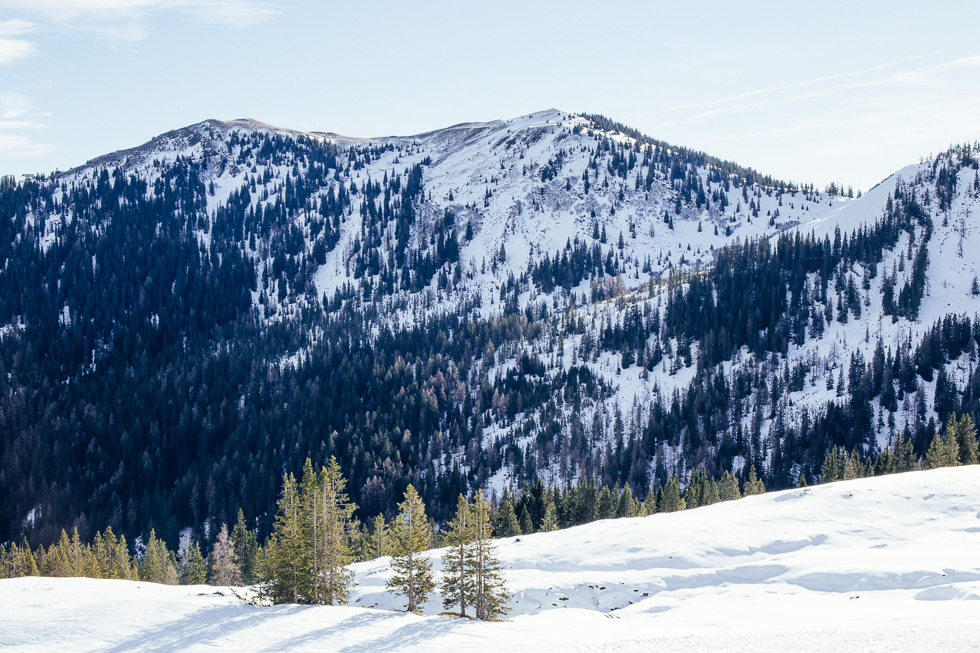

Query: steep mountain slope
[3,466,978,651]
[1,109,978,552]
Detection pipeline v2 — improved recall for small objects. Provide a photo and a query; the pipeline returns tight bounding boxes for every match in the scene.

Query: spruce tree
[926,420,959,469]
[843,451,862,480]
[597,486,614,520]
[540,497,559,531]
[141,529,178,585]
[718,471,741,501]
[657,477,686,513]
[615,484,638,518]
[441,494,475,617]
[231,509,258,585]
[187,542,208,585]
[264,471,306,603]
[494,493,521,537]
[639,485,658,515]
[744,465,766,495]
[387,484,435,614]
[953,414,979,464]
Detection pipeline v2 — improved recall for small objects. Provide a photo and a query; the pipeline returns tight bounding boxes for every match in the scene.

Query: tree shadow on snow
[101,603,292,653]
[263,611,480,653]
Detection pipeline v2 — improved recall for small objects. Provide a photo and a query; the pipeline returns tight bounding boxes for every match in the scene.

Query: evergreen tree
[639,485,658,515]
[187,541,208,585]
[540,496,559,531]
[387,484,435,614]
[952,413,979,464]
[231,509,258,585]
[842,450,863,480]
[615,484,638,518]
[743,466,765,495]
[657,477,686,513]
[926,417,960,469]
[141,529,178,585]
[263,472,307,603]
[494,493,521,537]
[718,471,741,501]
[820,448,843,483]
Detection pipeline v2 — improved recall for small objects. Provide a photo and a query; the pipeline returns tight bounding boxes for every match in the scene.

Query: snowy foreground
[3,468,979,652]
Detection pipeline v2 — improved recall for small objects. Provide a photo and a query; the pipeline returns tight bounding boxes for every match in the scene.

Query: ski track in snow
[3,466,979,652]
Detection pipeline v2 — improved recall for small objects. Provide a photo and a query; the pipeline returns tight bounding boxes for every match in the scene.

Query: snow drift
[2,466,978,652]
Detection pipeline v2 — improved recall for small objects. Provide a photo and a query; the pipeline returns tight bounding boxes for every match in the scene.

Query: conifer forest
[3,111,980,597]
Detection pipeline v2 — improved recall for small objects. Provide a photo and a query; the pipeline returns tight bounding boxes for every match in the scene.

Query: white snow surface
[3,466,979,651]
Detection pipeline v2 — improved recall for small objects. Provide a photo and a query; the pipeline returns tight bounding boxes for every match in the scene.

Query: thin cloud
[636,60,911,118]
[0,38,37,65]
[0,132,54,157]
[643,54,979,129]
[0,1,280,38]
[0,93,52,158]
[0,19,37,35]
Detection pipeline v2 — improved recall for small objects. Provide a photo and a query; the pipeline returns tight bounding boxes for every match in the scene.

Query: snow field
[3,465,978,652]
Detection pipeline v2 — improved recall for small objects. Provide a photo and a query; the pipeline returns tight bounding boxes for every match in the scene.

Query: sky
[1,0,978,191]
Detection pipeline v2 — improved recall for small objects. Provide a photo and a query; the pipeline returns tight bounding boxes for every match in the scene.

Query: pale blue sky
[1,0,978,190]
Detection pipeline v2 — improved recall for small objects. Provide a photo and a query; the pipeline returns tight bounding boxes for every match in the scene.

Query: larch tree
[470,490,510,621]
[209,523,241,586]
[441,494,475,617]
[316,456,355,606]
[387,484,435,614]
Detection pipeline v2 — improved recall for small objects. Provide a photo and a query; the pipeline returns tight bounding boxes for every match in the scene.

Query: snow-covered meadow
[3,466,978,651]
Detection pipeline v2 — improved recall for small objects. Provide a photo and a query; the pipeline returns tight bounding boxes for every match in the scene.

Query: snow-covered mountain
[3,109,980,547]
[3,466,978,651]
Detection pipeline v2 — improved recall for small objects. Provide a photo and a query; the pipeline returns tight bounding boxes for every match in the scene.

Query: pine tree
[718,471,741,501]
[441,494,475,617]
[470,490,510,621]
[387,484,435,614]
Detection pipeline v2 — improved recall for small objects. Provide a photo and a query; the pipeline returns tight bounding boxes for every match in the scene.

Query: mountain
[3,466,979,651]
[1,109,979,549]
